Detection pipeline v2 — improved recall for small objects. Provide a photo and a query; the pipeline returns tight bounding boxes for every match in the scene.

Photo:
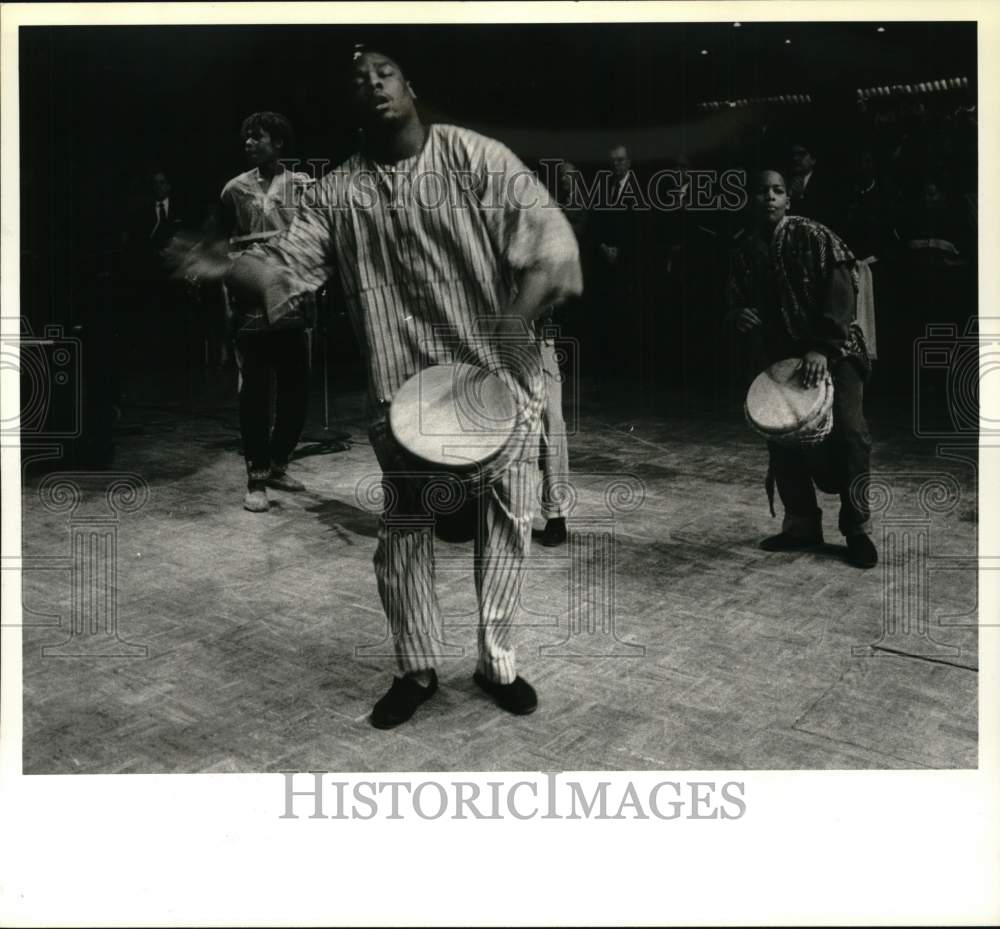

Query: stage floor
[18,370,979,772]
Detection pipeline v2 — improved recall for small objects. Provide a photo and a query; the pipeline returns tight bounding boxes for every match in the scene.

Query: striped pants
[369,418,540,685]
[540,337,572,520]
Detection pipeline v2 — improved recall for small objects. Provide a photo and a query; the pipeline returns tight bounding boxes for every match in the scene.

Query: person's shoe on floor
[539,517,567,547]
[473,671,538,716]
[371,671,438,729]
[846,533,878,569]
[267,467,306,492]
[760,531,823,552]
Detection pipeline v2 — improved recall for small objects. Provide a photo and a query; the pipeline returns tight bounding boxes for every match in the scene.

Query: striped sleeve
[468,132,580,276]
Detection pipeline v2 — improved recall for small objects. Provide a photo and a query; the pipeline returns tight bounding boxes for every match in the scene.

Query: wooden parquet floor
[17,371,979,772]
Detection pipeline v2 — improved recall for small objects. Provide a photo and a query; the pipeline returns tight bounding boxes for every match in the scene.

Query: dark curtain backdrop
[19,21,976,332]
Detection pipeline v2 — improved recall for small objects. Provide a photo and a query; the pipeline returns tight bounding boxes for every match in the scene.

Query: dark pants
[592,265,639,378]
[767,359,872,538]
[236,329,310,487]
[119,272,198,401]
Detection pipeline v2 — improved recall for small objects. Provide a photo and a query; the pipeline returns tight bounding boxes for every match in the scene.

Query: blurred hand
[798,350,828,388]
[734,307,762,333]
[163,231,232,284]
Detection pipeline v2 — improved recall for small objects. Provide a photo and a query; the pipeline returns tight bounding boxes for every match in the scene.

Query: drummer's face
[351,52,417,128]
[753,171,789,225]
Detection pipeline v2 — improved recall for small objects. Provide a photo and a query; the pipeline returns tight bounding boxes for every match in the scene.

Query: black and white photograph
[1,2,998,926]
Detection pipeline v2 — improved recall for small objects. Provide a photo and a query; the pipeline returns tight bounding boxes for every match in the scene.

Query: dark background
[19,20,977,333]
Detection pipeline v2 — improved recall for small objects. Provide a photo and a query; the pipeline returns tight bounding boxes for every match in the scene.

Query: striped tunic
[243,124,580,683]
[246,123,580,420]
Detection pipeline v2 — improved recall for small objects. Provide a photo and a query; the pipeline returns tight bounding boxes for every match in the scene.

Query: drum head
[746,358,827,435]
[389,363,518,470]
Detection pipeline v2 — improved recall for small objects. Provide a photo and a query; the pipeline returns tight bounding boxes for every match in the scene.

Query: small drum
[390,362,520,487]
[388,363,521,542]
[745,358,834,446]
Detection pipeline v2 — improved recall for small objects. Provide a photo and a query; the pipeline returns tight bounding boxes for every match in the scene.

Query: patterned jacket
[729,215,870,375]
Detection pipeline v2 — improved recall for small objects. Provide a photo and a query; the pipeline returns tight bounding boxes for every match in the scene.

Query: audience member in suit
[894,173,977,402]
[840,147,900,385]
[534,159,588,549]
[655,154,735,395]
[120,169,197,402]
[591,144,645,378]
[787,139,844,231]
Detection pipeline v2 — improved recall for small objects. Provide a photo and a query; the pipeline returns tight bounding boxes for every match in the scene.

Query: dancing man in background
[216,111,315,512]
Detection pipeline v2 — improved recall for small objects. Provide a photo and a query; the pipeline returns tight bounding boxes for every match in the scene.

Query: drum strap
[765,465,776,518]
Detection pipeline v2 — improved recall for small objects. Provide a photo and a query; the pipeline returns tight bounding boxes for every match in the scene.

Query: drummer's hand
[798,350,828,388]
[164,232,232,283]
[491,314,538,388]
[734,307,762,332]
[491,314,533,344]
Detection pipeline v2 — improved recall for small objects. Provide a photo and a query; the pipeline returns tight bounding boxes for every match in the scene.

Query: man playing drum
[177,45,581,727]
[728,169,878,570]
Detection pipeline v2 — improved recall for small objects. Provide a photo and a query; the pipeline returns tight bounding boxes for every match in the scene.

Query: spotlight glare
[877,26,886,33]
[784,39,792,45]
[700,49,709,55]
[733,22,742,28]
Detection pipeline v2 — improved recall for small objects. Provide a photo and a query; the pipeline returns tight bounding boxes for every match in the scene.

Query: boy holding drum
[728,169,878,570]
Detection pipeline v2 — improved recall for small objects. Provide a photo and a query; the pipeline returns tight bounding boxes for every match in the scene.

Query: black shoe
[846,533,878,569]
[370,672,438,729]
[760,532,823,552]
[539,517,567,547]
[267,468,306,492]
[473,671,538,716]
